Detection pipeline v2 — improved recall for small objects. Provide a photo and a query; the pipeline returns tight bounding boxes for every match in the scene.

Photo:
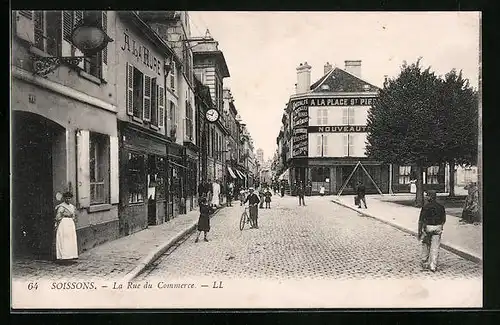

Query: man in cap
[243,187,261,229]
[418,190,446,272]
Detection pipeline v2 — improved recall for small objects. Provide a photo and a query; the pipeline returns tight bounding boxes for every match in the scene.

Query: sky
[189,11,480,161]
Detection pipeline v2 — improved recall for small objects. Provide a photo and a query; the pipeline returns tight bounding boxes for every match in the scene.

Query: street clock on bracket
[205,108,220,123]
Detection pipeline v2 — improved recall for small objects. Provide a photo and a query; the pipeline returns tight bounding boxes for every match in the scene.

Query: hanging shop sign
[308,125,368,133]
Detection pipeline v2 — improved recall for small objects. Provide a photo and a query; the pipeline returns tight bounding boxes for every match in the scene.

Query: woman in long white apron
[54,191,78,264]
[211,180,221,208]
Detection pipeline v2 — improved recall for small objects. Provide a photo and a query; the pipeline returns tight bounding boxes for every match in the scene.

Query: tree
[366,59,445,207]
[439,69,478,197]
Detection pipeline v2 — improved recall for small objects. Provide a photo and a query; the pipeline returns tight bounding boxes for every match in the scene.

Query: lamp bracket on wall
[31,54,86,77]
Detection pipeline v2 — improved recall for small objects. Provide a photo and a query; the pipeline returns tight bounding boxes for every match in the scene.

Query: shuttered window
[132,67,144,119]
[348,107,355,125]
[126,63,134,115]
[33,11,44,51]
[89,132,110,205]
[143,75,152,121]
[158,86,165,128]
[151,79,158,126]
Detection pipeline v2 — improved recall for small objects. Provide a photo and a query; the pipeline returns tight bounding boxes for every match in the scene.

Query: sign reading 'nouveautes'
[308,125,368,133]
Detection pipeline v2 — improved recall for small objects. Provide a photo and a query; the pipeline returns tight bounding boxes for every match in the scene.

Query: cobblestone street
[139,196,482,280]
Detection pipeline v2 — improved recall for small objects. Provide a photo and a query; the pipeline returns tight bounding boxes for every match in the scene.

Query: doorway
[12,112,65,260]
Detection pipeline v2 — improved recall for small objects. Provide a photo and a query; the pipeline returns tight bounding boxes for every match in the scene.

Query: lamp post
[31,13,113,76]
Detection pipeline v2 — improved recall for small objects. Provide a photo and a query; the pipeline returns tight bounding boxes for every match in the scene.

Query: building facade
[12,10,120,257]
[192,34,230,198]
[114,12,175,234]
[281,61,445,195]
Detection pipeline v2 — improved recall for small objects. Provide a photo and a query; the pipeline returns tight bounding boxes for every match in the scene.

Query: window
[185,99,193,140]
[427,166,439,184]
[82,11,107,79]
[89,132,110,205]
[342,107,348,125]
[132,67,144,119]
[317,108,328,125]
[151,79,158,125]
[323,135,328,156]
[343,134,354,156]
[316,135,322,156]
[128,153,145,203]
[348,107,355,124]
[168,100,177,137]
[33,11,62,56]
[399,166,411,184]
[170,61,176,92]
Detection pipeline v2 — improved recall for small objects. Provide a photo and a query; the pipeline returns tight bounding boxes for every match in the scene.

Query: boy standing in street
[418,190,446,272]
[356,181,367,209]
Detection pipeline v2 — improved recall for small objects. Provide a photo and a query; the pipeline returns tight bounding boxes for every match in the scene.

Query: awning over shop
[227,166,237,179]
[278,168,289,181]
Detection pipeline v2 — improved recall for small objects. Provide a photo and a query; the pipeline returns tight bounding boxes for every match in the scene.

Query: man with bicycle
[243,187,261,229]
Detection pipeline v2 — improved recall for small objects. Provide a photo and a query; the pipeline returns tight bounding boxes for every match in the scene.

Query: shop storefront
[167,142,187,218]
[118,122,168,235]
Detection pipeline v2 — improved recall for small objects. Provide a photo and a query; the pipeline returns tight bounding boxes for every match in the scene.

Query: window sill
[88,204,112,213]
[78,70,102,85]
[150,124,159,131]
[29,46,50,58]
[132,116,143,123]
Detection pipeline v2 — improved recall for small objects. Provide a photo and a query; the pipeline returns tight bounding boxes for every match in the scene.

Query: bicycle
[239,206,252,231]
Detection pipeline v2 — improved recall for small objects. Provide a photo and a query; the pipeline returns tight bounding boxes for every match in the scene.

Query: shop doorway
[12,111,65,260]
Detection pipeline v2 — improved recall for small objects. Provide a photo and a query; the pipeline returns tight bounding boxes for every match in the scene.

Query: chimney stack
[296,62,312,94]
[344,60,362,78]
[324,62,333,75]
[383,75,388,87]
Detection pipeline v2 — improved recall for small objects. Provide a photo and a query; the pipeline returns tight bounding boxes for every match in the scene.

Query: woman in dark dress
[195,197,211,242]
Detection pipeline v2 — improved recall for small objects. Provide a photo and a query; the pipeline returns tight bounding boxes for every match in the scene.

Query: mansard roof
[310,67,380,93]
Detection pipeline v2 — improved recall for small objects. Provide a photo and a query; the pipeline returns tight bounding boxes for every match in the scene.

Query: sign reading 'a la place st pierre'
[308,125,368,133]
[292,97,377,107]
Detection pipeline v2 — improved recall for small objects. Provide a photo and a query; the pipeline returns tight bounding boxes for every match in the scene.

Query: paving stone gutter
[331,199,482,265]
[121,206,225,283]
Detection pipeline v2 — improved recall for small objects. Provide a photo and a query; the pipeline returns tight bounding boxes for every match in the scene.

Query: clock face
[206,109,219,122]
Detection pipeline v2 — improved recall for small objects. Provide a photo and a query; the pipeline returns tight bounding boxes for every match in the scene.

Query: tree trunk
[449,161,455,197]
[415,165,425,207]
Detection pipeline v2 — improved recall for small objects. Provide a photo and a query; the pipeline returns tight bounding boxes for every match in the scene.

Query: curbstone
[331,199,482,264]
[121,207,225,282]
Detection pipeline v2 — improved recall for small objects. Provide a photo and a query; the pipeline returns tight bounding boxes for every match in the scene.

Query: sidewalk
[12,207,224,282]
[331,194,482,263]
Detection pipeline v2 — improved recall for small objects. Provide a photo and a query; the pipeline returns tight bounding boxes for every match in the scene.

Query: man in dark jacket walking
[356,181,367,209]
[418,190,446,272]
[297,182,306,206]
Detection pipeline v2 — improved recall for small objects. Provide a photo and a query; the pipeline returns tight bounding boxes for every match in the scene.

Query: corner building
[287,61,387,195]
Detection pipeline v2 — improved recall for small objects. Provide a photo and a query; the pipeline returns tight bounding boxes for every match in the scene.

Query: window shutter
[343,134,348,156]
[316,135,321,156]
[61,11,73,56]
[101,11,108,80]
[33,11,44,50]
[73,11,84,69]
[158,86,165,128]
[323,135,328,155]
[76,130,90,208]
[126,63,134,115]
[15,10,34,42]
[143,75,152,121]
[109,136,119,204]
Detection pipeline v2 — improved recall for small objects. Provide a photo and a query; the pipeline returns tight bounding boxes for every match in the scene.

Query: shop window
[311,167,330,182]
[427,166,440,184]
[399,166,411,184]
[128,153,145,204]
[148,155,165,200]
[89,132,110,205]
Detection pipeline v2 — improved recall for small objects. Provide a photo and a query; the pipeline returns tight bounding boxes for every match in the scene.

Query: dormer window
[363,85,371,91]
[321,84,330,90]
